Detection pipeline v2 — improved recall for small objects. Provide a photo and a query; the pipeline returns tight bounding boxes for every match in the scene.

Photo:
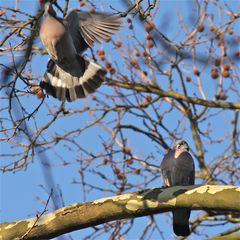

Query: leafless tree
[1,0,239,239]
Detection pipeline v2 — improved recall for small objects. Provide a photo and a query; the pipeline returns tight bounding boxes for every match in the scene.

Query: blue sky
[1,0,239,239]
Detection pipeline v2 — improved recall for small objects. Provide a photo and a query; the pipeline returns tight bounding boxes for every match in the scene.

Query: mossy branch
[1,185,240,240]
[207,233,240,240]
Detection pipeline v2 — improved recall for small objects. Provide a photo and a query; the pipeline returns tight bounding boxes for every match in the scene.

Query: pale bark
[207,233,240,240]
[1,185,240,240]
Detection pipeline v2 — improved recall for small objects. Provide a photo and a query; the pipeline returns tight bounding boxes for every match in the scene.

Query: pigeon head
[40,1,56,17]
[45,2,56,17]
[174,140,189,151]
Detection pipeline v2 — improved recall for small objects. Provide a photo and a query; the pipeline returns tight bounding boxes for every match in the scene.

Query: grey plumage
[160,140,195,237]
[39,2,121,101]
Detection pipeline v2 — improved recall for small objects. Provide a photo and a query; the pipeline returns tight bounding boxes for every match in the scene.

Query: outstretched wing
[65,10,122,52]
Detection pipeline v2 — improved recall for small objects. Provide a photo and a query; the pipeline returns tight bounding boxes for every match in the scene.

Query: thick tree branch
[106,78,240,110]
[207,233,240,240]
[1,185,240,240]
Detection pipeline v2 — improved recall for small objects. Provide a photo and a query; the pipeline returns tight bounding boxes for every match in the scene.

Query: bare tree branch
[106,78,240,110]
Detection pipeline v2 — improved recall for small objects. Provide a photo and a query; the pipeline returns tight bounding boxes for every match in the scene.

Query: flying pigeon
[160,140,195,236]
[39,1,121,101]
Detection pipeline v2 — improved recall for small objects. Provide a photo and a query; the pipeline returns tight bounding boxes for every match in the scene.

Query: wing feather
[160,150,195,186]
[65,10,122,52]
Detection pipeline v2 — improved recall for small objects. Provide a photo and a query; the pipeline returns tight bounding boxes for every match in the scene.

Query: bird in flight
[160,140,195,236]
[39,1,121,101]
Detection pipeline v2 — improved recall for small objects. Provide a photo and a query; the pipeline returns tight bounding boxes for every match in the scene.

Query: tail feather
[56,87,66,101]
[40,59,106,102]
[173,209,191,236]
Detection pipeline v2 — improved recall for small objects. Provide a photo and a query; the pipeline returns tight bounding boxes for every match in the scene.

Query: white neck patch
[174,148,188,159]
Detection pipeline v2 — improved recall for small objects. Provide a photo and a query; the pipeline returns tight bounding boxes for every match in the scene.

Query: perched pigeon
[39,1,121,101]
[160,140,195,236]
